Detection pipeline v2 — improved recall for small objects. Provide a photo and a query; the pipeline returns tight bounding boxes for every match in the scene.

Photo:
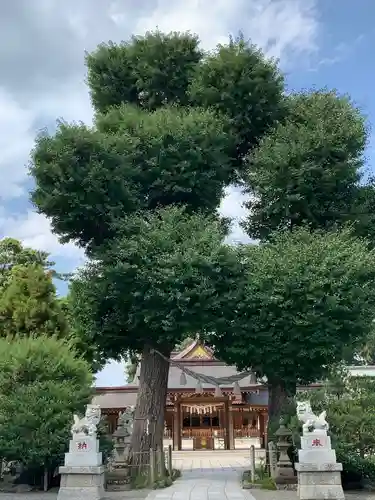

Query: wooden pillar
[263,412,269,446]
[228,403,235,450]
[173,402,181,450]
[259,411,268,448]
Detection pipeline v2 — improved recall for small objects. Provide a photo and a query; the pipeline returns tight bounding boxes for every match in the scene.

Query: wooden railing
[234,427,260,438]
[163,427,260,439]
[181,428,226,438]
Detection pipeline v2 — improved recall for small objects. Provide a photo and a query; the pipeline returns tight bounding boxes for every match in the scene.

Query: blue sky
[0,0,373,386]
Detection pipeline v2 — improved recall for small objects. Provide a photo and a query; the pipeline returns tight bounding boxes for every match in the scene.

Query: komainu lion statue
[118,406,135,436]
[296,401,329,434]
[71,404,101,437]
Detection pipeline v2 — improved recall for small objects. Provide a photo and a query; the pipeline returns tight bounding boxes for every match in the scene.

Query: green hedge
[336,447,375,490]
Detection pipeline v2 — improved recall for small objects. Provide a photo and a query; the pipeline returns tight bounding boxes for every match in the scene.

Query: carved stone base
[106,466,131,491]
[275,465,297,485]
[57,465,105,500]
[295,463,344,500]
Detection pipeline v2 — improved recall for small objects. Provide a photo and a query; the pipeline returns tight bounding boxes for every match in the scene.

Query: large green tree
[70,207,241,457]
[243,90,368,239]
[240,89,375,420]
[0,335,92,489]
[29,31,285,457]
[0,238,53,288]
[211,228,375,427]
[0,264,68,338]
[0,239,98,368]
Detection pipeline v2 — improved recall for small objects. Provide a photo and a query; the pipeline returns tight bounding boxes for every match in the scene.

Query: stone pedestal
[295,432,344,499]
[57,435,105,500]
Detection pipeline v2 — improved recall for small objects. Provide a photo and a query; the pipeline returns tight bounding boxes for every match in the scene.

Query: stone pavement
[0,489,374,500]
[250,491,375,499]
[1,450,374,500]
[146,469,255,500]
[171,450,252,472]
[0,490,149,500]
[146,450,255,500]
[146,450,375,500]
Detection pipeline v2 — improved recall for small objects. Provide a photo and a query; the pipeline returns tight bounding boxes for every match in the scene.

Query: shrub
[0,335,93,489]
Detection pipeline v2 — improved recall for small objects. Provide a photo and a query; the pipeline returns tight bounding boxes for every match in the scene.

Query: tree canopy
[70,206,240,359]
[30,33,286,253]
[0,335,92,470]
[243,91,368,240]
[189,36,286,162]
[86,31,203,113]
[58,294,107,373]
[211,228,375,419]
[0,238,99,369]
[31,104,233,252]
[0,238,53,288]
[0,264,68,338]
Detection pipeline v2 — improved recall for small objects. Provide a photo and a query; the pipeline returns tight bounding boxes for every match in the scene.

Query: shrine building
[93,340,268,451]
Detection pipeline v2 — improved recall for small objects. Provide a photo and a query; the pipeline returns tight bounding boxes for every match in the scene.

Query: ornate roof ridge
[172,339,215,360]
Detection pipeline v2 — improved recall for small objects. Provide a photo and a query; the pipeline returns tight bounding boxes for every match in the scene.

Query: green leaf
[212,228,375,386]
[70,206,242,358]
[243,90,367,239]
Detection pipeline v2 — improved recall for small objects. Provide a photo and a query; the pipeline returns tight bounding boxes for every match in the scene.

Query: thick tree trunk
[267,378,289,443]
[268,379,288,420]
[130,345,170,473]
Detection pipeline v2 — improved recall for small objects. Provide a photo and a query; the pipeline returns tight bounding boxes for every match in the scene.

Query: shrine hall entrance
[164,397,267,451]
[180,402,228,450]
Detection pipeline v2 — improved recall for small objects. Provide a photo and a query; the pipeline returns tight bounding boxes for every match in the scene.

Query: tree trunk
[43,466,48,491]
[267,378,290,443]
[268,379,288,420]
[130,345,170,473]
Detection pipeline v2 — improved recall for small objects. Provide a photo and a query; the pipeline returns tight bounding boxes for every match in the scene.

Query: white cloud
[247,0,319,62]
[220,186,252,244]
[220,186,249,221]
[134,0,319,63]
[133,0,239,49]
[0,210,85,262]
[0,89,35,199]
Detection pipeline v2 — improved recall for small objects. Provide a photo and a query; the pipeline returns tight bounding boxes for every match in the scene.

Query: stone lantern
[274,418,296,485]
[106,407,134,491]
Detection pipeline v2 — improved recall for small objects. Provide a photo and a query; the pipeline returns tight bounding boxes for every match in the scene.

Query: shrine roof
[93,388,137,409]
[127,362,260,390]
[94,340,263,410]
[171,340,215,361]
